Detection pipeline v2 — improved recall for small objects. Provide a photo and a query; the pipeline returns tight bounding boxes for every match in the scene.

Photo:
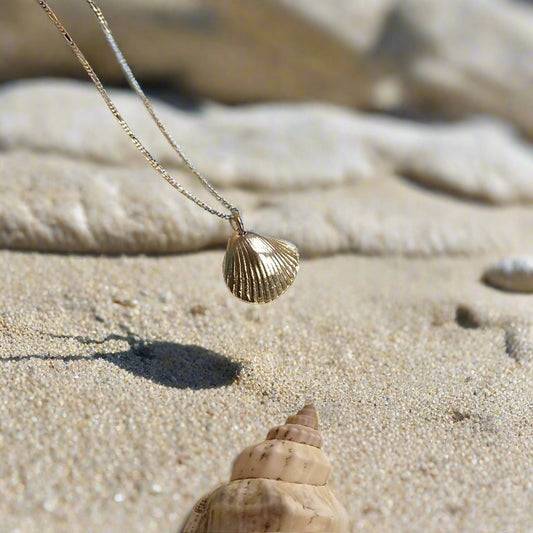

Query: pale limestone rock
[397,121,533,204]
[0,0,383,107]
[1,80,533,202]
[0,151,228,254]
[1,149,532,257]
[0,81,378,191]
[1,81,533,256]
[257,179,533,258]
[3,0,533,135]
[483,257,533,293]
[374,0,533,135]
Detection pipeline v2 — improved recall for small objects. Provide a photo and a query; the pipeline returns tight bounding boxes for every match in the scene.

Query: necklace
[35,0,299,304]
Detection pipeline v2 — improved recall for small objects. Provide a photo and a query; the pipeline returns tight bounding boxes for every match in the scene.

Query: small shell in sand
[181,405,348,532]
[483,257,533,293]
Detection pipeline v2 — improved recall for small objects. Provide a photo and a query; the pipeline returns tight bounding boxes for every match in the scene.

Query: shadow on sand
[3,329,241,390]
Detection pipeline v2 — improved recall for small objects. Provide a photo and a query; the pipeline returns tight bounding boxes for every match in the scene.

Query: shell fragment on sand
[483,257,533,293]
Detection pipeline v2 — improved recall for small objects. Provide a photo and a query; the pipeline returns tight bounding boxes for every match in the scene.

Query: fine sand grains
[0,251,531,532]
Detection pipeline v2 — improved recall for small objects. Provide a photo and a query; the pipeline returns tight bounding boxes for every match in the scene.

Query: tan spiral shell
[222,231,300,304]
[182,405,349,533]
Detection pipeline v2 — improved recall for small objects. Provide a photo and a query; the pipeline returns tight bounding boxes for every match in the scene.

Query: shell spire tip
[285,404,319,429]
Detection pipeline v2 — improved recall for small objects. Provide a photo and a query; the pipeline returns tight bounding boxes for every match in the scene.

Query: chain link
[36,0,239,221]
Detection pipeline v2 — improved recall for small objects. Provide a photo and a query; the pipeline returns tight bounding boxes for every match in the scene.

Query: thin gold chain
[35,0,239,221]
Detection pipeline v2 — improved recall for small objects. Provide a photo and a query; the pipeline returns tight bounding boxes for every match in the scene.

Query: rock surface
[3,0,533,135]
[1,80,533,256]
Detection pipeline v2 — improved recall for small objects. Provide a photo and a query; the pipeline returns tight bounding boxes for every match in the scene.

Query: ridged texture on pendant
[181,405,349,533]
[223,231,300,303]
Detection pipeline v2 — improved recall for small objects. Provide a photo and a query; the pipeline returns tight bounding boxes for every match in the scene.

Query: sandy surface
[4,0,533,136]
[2,4,533,531]
[0,250,531,532]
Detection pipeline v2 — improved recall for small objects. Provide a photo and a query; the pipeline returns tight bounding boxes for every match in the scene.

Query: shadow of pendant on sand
[2,329,241,390]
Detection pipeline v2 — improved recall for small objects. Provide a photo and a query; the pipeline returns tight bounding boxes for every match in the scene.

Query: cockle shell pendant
[223,230,300,304]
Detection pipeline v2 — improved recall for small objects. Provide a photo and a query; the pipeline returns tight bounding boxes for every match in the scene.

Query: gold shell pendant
[223,228,300,304]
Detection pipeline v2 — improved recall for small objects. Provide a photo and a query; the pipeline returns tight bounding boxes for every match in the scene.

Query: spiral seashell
[223,230,300,304]
[182,405,348,533]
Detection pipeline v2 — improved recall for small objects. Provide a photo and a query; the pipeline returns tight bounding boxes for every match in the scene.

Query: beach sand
[1,1,533,529]
[0,250,531,532]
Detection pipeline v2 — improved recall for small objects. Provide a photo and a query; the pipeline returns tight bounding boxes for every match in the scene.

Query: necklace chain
[36,0,239,221]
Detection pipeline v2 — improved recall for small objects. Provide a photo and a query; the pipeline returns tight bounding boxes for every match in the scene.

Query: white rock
[1,81,533,203]
[2,0,533,135]
[1,81,533,256]
[1,150,532,257]
[397,121,533,204]
[483,257,533,293]
[0,151,227,254]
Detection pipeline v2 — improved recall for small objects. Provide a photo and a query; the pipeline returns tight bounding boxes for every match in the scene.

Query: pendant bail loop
[229,208,246,235]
